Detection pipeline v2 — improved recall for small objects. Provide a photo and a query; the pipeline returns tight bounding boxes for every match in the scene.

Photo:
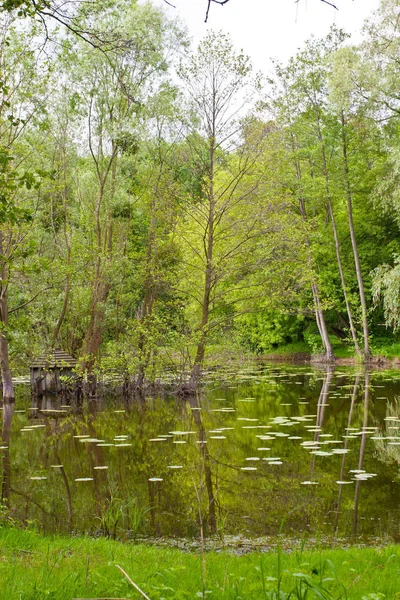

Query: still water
[2,364,400,543]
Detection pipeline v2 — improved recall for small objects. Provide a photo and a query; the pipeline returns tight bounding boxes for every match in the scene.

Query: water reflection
[188,393,217,534]
[352,373,370,536]
[1,365,399,543]
[334,374,359,536]
[1,399,14,504]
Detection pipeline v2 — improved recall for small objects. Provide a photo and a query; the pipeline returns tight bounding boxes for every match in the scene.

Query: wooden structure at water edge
[30,349,77,395]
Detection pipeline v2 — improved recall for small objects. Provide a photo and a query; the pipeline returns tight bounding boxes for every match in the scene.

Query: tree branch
[205,0,230,23]
[163,0,339,23]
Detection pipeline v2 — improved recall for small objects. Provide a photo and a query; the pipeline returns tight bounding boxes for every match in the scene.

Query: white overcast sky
[151,0,381,73]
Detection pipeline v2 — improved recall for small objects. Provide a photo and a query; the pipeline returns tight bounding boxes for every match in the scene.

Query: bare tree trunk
[291,140,334,361]
[81,116,118,373]
[316,126,361,357]
[189,136,216,389]
[327,201,361,356]
[310,282,334,361]
[340,111,370,359]
[52,123,73,349]
[53,246,71,346]
[81,217,113,373]
[0,231,13,402]
[136,196,157,389]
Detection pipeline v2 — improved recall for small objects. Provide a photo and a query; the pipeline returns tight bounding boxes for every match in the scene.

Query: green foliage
[372,256,400,331]
[237,310,306,354]
[2,0,400,376]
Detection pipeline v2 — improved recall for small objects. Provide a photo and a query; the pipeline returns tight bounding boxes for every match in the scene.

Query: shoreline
[255,352,400,368]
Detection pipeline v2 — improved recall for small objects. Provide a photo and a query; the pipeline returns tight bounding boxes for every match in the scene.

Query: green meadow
[0,528,398,599]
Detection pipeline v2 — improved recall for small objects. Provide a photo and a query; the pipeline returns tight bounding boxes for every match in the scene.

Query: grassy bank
[0,528,399,599]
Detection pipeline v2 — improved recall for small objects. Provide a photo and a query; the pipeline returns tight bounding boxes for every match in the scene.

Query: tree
[0,18,51,402]
[269,29,379,360]
[269,48,336,360]
[178,31,302,389]
[55,0,185,373]
[328,44,374,358]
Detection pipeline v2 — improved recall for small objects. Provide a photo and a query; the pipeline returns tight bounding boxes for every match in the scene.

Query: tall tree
[179,32,300,388]
[0,18,51,401]
[57,0,185,373]
[270,55,336,360]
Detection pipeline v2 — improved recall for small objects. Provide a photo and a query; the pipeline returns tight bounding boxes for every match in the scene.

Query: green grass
[371,341,400,360]
[0,528,399,599]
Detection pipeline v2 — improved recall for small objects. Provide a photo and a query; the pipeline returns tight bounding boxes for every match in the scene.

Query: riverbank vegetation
[0,527,398,599]
[1,0,400,395]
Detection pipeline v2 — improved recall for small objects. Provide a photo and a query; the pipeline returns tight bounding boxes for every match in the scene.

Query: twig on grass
[116,565,152,600]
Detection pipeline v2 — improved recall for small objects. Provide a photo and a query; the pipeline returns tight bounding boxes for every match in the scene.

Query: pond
[1,363,400,546]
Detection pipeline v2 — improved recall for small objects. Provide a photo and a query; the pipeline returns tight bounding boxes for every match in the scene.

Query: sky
[152,0,381,73]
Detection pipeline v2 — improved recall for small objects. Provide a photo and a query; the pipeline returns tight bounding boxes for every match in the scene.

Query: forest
[1,0,400,397]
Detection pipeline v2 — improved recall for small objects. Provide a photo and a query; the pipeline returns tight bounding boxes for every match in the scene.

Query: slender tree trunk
[53,246,71,346]
[136,195,157,388]
[189,135,216,388]
[314,119,362,356]
[340,111,371,359]
[327,202,361,356]
[81,133,117,373]
[81,216,113,372]
[310,281,335,361]
[0,231,13,402]
[81,280,110,372]
[291,139,334,361]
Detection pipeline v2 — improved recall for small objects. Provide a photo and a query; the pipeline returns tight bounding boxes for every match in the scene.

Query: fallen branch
[116,565,152,600]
